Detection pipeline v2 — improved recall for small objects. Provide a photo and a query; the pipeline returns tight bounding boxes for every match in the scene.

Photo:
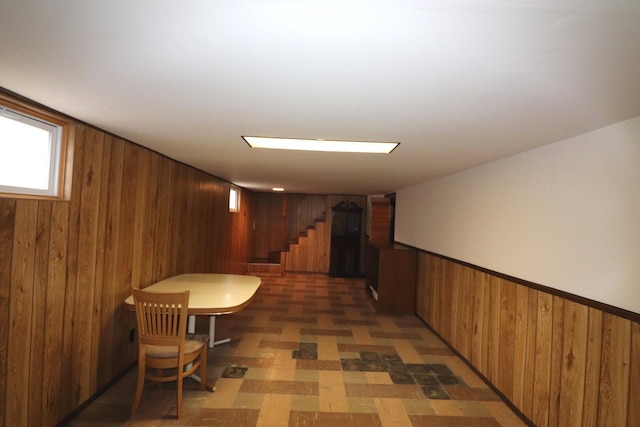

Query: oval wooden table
[125,273,262,345]
[124,273,261,391]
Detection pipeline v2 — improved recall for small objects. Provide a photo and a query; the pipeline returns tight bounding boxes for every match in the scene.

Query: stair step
[247,261,283,274]
[267,251,281,263]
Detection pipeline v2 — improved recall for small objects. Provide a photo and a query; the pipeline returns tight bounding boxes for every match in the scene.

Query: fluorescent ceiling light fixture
[243,136,398,154]
[272,187,285,192]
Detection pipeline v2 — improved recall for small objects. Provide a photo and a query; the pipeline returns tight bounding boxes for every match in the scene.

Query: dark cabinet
[366,243,417,314]
[329,201,362,277]
[365,195,416,313]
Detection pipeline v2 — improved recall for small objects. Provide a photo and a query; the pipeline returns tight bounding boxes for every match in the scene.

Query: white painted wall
[395,116,640,314]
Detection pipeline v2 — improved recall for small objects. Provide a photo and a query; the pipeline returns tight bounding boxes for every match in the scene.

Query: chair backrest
[132,289,190,347]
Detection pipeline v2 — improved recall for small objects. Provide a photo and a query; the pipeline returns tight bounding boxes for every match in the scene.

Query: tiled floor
[66,273,527,427]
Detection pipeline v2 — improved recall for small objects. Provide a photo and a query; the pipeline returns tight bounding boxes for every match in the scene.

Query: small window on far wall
[0,105,64,198]
[229,186,240,212]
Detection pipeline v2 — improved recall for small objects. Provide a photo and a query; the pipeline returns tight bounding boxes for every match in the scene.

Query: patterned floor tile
[65,272,527,427]
[221,366,249,378]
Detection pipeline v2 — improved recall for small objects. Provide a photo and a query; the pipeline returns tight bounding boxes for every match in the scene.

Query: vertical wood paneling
[60,124,85,417]
[533,292,553,427]
[478,271,491,376]
[117,143,141,367]
[369,197,390,245]
[498,280,516,399]
[252,192,285,258]
[91,134,112,392]
[415,252,640,427]
[512,285,529,409]
[557,301,588,427]
[100,136,124,387]
[72,127,104,405]
[0,199,16,424]
[547,296,564,427]
[581,308,602,427]
[450,264,461,350]
[141,152,159,282]
[629,321,640,426]
[597,314,631,427]
[522,289,538,420]
[152,156,174,281]
[1,94,255,426]
[41,202,69,426]
[170,164,187,273]
[28,201,52,427]
[460,266,474,360]
[415,253,429,321]
[470,269,485,369]
[486,276,501,385]
[6,200,38,427]
[131,147,151,290]
[441,261,454,341]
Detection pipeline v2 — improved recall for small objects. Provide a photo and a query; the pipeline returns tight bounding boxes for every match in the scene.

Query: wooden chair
[131,289,209,419]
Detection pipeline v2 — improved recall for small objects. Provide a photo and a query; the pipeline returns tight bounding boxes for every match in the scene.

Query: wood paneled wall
[0,100,253,426]
[416,252,640,427]
[251,192,285,259]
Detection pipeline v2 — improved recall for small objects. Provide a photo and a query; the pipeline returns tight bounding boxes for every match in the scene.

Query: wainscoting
[415,251,640,427]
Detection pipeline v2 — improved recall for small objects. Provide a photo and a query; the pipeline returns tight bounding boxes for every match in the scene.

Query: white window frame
[0,105,64,198]
[229,185,240,212]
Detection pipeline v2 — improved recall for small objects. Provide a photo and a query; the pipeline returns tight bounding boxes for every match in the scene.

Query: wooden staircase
[246,253,284,275]
[247,218,329,275]
[281,219,329,273]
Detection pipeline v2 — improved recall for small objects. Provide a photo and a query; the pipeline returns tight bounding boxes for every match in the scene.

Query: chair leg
[131,353,146,416]
[200,345,208,391]
[176,369,183,419]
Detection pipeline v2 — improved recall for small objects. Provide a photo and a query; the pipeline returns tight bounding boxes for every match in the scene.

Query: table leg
[209,315,231,348]
[188,315,196,334]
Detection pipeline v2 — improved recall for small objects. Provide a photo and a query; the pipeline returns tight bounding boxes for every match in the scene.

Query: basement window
[229,186,240,212]
[0,103,67,198]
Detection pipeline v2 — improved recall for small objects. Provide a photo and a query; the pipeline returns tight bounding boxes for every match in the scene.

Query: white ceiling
[1,0,639,195]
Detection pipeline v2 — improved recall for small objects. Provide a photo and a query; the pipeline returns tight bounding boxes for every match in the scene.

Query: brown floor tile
[296,359,342,371]
[374,397,413,426]
[240,379,319,396]
[256,394,292,426]
[345,383,425,399]
[234,325,284,334]
[300,328,353,337]
[211,356,274,368]
[270,315,318,323]
[408,414,501,427]
[191,408,260,427]
[259,340,301,350]
[334,319,381,326]
[369,331,423,340]
[414,346,454,356]
[338,343,397,354]
[288,411,383,427]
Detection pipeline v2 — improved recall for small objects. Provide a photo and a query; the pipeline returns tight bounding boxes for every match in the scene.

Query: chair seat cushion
[146,334,208,359]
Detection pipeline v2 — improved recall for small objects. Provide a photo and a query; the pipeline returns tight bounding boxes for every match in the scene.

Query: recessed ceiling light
[243,136,399,154]
[272,187,285,192]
